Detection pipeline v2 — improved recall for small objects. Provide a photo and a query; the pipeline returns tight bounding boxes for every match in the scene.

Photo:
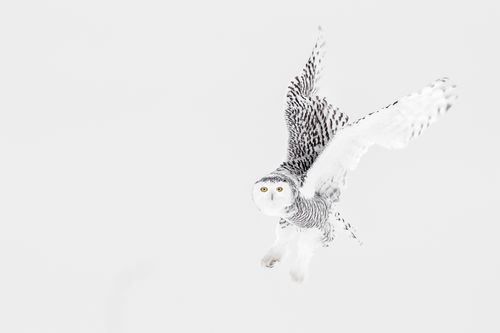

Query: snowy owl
[252,27,457,283]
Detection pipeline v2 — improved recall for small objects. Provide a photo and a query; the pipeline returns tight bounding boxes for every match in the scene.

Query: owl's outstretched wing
[300,78,458,198]
[284,27,348,178]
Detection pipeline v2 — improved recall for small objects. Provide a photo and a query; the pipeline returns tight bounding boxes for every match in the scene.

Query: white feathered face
[252,179,294,217]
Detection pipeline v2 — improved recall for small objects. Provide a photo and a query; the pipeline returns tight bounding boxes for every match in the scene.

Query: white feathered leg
[261,219,296,268]
[289,228,323,283]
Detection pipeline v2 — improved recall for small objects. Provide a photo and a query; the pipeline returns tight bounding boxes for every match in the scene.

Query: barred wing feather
[284,27,349,178]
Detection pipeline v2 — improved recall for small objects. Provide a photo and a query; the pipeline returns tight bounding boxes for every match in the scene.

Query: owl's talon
[261,255,281,268]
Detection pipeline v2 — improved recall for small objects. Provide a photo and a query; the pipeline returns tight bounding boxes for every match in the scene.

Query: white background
[0,1,499,332]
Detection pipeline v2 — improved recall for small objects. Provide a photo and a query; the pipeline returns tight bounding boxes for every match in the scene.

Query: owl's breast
[285,195,331,229]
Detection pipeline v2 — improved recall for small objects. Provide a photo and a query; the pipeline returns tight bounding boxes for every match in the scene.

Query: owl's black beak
[270,193,274,201]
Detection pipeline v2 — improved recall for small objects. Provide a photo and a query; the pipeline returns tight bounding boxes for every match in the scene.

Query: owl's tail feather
[333,211,363,246]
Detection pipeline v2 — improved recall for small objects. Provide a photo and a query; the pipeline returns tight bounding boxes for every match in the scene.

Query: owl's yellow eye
[260,187,268,192]
[276,187,283,192]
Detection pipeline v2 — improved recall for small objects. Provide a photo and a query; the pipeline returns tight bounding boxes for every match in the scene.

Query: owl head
[252,174,298,217]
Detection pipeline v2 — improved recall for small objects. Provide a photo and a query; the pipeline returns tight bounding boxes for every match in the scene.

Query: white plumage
[301,78,457,198]
[253,27,457,283]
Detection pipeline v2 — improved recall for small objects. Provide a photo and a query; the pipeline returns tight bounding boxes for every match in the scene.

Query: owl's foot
[261,248,287,268]
[261,253,282,268]
[289,267,306,283]
[289,228,321,283]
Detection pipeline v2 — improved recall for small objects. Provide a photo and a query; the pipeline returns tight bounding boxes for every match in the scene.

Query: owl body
[254,167,336,245]
[253,27,457,283]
